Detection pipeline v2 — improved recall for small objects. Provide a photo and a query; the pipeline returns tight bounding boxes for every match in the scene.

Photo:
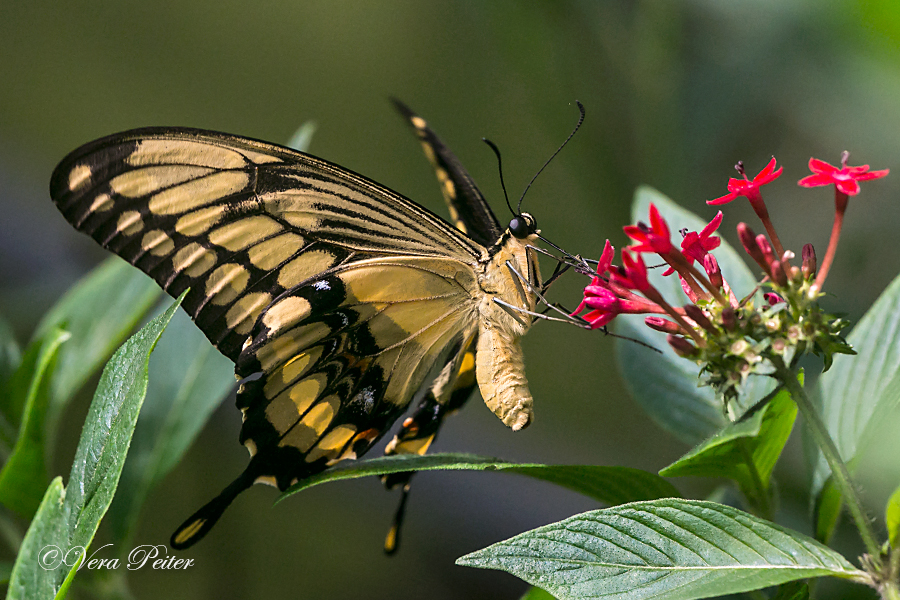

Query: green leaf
[814,477,842,544]
[615,187,774,444]
[0,314,22,451]
[32,257,161,437]
[887,482,900,549]
[771,580,810,600]
[0,328,70,518]
[52,551,81,600]
[286,121,317,152]
[457,499,865,600]
[7,296,182,598]
[0,559,13,585]
[6,477,67,600]
[814,272,900,497]
[107,307,233,547]
[0,326,55,434]
[659,380,798,510]
[520,587,559,600]
[279,453,680,506]
[64,294,182,555]
[0,313,21,391]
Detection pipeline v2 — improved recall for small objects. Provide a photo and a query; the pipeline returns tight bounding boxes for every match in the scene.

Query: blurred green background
[1,1,899,598]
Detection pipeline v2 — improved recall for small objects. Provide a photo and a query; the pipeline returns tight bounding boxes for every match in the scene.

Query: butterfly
[49,101,580,550]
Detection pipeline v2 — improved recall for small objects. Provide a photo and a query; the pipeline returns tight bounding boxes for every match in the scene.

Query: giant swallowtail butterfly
[50,101,573,549]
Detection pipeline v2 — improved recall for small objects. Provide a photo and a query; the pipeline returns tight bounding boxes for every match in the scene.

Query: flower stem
[749,198,785,258]
[772,356,883,566]
[648,290,706,347]
[813,189,848,292]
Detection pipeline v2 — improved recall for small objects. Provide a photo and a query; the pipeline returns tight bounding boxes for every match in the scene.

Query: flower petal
[754,157,782,184]
[798,173,834,188]
[597,239,615,274]
[707,192,738,205]
[648,204,670,239]
[699,211,723,238]
[808,157,838,174]
[757,165,783,185]
[703,237,722,251]
[854,168,890,181]
[836,178,860,195]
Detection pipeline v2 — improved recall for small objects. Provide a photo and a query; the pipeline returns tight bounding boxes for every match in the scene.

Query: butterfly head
[508,212,538,239]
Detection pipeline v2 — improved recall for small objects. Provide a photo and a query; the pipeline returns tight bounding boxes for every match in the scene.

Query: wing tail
[170,461,259,550]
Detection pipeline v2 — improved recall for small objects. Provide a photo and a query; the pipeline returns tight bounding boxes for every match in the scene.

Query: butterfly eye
[508,213,537,239]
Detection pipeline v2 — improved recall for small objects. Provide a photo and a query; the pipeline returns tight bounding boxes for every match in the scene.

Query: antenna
[483,138,515,217]
[516,100,585,213]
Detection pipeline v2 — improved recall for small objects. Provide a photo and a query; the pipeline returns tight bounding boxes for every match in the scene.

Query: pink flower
[682,211,723,263]
[709,157,782,206]
[623,204,672,255]
[663,211,723,276]
[611,249,650,292]
[798,156,889,196]
[764,292,785,306]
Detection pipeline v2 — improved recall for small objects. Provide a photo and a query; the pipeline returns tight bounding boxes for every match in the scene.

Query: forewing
[49,127,484,361]
[393,100,502,247]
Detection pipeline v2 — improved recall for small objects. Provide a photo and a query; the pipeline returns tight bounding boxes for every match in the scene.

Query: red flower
[682,211,723,262]
[611,249,650,292]
[624,204,672,254]
[798,156,889,196]
[663,211,723,276]
[708,157,782,206]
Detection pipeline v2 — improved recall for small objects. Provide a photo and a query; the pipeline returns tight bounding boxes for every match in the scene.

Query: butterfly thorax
[473,232,541,431]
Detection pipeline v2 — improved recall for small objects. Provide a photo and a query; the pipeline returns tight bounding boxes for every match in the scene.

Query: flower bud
[667,334,698,357]
[770,260,788,286]
[802,243,817,279]
[703,254,723,289]
[737,223,768,271]
[683,304,717,334]
[720,306,737,331]
[645,316,683,334]
[764,292,785,305]
[756,234,776,267]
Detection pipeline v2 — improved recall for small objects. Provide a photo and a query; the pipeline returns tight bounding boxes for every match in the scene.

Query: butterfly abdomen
[475,325,533,430]
[472,235,542,431]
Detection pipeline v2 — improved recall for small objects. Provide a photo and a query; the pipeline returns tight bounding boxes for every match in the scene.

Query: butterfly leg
[502,261,589,327]
[380,336,478,554]
[541,261,571,294]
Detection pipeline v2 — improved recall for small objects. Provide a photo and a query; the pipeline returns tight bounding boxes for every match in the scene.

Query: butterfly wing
[381,105,503,464]
[391,99,503,247]
[49,127,489,547]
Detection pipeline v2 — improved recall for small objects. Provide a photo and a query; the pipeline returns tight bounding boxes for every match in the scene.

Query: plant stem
[738,439,772,521]
[772,357,883,566]
[888,547,900,600]
[883,582,900,600]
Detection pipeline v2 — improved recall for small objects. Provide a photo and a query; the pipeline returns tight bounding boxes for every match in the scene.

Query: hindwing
[236,255,480,488]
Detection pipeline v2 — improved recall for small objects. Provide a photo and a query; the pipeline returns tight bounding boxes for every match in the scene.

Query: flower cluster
[574,155,888,408]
